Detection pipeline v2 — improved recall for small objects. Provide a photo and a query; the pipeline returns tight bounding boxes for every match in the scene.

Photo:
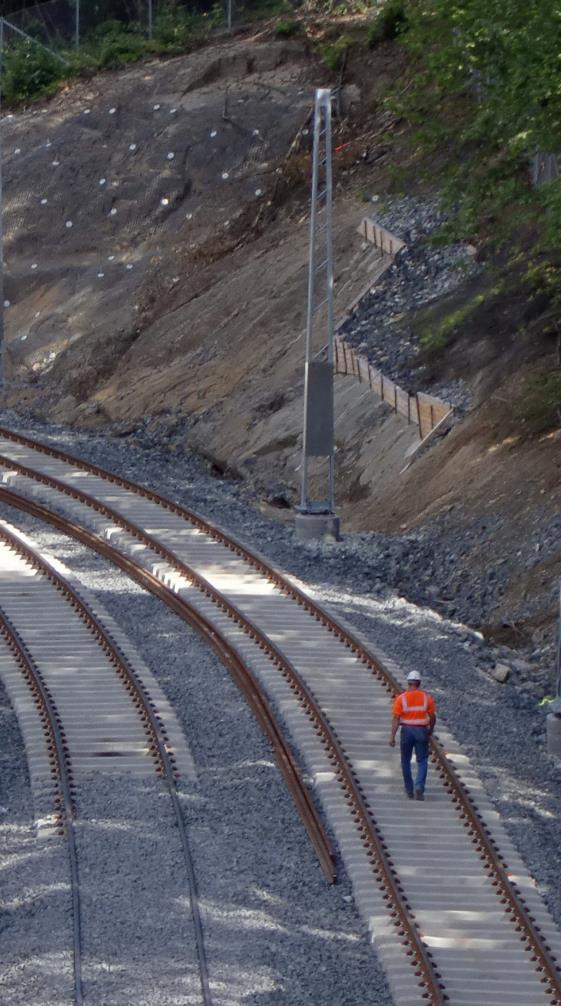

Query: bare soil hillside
[3,27,561,653]
[3,33,318,401]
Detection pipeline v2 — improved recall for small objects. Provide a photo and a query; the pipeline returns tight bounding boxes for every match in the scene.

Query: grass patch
[90,20,151,69]
[514,372,561,434]
[275,18,301,37]
[236,0,290,25]
[319,33,353,72]
[368,0,407,46]
[2,36,66,103]
[419,292,487,353]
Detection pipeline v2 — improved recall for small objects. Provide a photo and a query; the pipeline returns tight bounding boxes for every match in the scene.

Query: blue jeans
[400,725,429,794]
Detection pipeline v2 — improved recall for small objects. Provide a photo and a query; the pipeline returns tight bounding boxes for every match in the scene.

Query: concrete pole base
[295,512,341,543]
[546,713,561,757]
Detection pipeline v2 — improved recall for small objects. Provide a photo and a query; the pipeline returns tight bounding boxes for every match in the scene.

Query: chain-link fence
[2,1,150,54]
[0,0,244,60]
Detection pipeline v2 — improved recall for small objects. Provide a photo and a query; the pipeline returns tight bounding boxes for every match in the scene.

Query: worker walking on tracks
[389,671,436,800]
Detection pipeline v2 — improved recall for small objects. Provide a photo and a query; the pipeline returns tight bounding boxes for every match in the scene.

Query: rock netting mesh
[2,41,311,376]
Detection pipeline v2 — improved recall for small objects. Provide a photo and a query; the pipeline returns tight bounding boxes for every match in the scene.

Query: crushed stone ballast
[0,518,211,1006]
[0,521,194,793]
[0,427,560,1005]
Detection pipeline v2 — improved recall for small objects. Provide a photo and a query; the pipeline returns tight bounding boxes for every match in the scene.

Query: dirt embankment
[3,27,414,503]
[3,27,561,650]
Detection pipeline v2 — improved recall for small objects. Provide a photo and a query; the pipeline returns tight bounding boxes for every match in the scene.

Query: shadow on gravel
[76,584,393,1006]
[1,675,74,1006]
[324,588,561,923]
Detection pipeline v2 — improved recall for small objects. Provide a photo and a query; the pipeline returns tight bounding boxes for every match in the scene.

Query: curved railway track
[0,520,212,1006]
[0,424,560,1005]
[0,603,85,1004]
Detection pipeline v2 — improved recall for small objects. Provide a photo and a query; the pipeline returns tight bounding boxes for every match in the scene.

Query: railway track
[0,588,84,1003]
[0,424,560,1005]
[0,519,211,1005]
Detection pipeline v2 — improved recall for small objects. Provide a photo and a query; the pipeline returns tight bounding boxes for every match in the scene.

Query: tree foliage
[399,0,561,238]
[406,0,561,152]
[2,37,64,103]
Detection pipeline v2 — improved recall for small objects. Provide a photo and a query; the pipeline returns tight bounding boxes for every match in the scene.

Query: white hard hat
[407,671,421,682]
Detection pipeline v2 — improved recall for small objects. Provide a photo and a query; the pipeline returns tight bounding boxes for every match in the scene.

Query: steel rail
[1,427,560,998]
[0,457,336,880]
[0,484,336,885]
[0,608,84,1006]
[0,480,442,1001]
[0,522,213,1006]
[0,522,164,771]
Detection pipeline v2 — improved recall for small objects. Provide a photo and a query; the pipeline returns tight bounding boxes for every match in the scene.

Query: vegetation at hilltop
[1,0,296,104]
[366,0,561,430]
[379,0,561,241]
[0,4,225,104]
[5,0,561,428]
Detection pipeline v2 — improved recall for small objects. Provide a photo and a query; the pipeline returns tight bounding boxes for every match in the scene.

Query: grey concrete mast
[295,88,340,542]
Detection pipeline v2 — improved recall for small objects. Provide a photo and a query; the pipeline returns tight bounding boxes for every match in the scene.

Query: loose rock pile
[1,408,560,946]
[340,195,478,411]
[0,407,555,692]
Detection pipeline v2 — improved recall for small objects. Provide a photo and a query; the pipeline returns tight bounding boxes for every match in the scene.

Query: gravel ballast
[0,511,392,1006]
[340,195,479,412]
[75,772,203,1005]
[0,677,74,1006]
[1,410,561,994]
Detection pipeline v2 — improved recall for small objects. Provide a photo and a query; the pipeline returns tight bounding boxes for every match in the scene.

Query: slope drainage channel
[0,428,560,1004]
[0,519,210,1006]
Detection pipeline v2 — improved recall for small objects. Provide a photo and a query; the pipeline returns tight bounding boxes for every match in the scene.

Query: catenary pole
[295,88,339,542]
[299,89,321,512]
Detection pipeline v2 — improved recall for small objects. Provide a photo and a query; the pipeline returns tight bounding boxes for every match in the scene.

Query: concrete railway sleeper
[0,522,212,1006]
[0,607,84,1005]
[0,484,336,883]
[0,481,442,999]
[0,427,559,1003]
[0,483,444,1002]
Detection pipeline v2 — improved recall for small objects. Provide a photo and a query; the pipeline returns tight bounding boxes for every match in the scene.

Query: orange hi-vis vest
[392,689,435,727]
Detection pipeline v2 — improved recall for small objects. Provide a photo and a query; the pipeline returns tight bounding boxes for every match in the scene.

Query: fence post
[148,0,153,41]
[75,0,79,49]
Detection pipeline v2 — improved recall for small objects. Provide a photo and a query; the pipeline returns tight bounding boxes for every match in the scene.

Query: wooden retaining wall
[334,336,452,440]
[332,216,453,440]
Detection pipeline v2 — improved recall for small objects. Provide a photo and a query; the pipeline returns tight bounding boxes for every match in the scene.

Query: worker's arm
[428,712,436,736]
[389,715,400,747]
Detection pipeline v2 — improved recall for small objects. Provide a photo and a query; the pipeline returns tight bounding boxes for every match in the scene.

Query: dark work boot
[415,788,424,801]
[405,789,414,799]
